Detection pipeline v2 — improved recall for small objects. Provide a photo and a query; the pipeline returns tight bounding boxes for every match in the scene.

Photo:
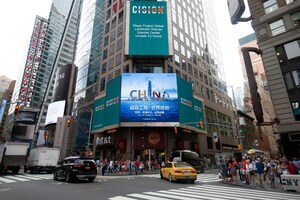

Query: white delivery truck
[0,142,30,174]
[25,147,60,174]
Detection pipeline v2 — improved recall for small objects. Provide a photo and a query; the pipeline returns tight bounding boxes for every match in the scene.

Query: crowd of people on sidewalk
[97,158,165,176]
[219,156,300,189]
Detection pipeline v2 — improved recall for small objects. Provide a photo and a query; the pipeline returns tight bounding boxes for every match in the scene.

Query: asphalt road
[0,172,299,200]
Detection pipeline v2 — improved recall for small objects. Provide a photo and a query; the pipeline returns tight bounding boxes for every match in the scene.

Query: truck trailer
[25,147,60,174]
[0,142,29,174]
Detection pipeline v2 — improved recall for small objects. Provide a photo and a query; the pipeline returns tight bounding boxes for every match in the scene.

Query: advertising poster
[177,76,194,126]
[0,99,7,123]
[120,73,179,123]
[105,76,121,126]
[125,1,172,56]
[193,97,205,130]
[92,97,106,130]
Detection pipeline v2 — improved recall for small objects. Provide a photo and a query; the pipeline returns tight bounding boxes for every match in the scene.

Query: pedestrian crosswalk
[140,173,220,183]
[109,184,300,200]
[0,174,52,184]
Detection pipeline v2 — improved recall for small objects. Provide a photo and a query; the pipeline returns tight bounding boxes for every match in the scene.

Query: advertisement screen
[125,1,172,56]
[45,100,66,125]
[120,73,179,123]
[15,111,37,125]
[0,99,7,123]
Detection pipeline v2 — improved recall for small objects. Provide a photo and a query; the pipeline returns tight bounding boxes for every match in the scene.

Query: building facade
[246,0,300,158]
[73,0,239,165]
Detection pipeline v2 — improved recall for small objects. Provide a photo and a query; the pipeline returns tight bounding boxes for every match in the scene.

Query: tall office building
[73,0,237,163]
[35,0,82,133]
[245,0,300,158]
[0,75,12,96]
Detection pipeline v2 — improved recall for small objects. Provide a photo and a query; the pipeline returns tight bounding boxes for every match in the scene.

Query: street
[0,171,299,200]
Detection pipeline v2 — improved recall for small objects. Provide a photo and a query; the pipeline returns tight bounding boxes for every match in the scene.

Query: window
[103,49,108,60]
[116,53,121,66]
[174,40,179,51]
[285,40,300,60]
[292,102,300,121]
[292,11,300,28]
[100,77,106,91]
[269,19,285,36]
[118,11,123,23]
[104,36,109,47]
[109,44,115,55]
[117,25,123,37]
[263,0,278,14]
[207,137,213,149]
[110,30,116,42]
[105,22,110,34]
[111,17,117,29]
[114,38,121,52]
[286,0,295,4]
[292,69,300,87]
[101,62,107,74]
[174,54,180,67]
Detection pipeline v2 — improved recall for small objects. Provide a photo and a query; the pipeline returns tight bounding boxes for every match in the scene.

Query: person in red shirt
[288,161,298,174]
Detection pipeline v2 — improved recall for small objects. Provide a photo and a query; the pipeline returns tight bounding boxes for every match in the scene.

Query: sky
[0,0,253,89]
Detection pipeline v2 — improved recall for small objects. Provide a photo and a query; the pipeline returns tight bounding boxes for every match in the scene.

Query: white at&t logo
[132,5,164,14]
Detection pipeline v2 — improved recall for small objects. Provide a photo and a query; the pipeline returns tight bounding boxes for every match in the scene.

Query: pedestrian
[219,159,228,183]
[134,159,140,175]
[229,158,237,184]
[241,157,249,184]
[275,159,283,185]
[139,161,145,174]
[246,159,255,186]
[255,158,265,188]
[269,163,276,188]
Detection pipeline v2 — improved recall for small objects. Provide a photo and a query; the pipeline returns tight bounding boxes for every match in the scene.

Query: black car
[53,156,97,183]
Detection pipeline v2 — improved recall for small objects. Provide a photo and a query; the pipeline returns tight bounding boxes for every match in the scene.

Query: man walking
[256,158,265,188]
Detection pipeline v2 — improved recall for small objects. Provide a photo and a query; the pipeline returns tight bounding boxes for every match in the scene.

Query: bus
[170,150,204,173]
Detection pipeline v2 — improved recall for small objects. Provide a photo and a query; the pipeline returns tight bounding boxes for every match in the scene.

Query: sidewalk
[221,174,289,193]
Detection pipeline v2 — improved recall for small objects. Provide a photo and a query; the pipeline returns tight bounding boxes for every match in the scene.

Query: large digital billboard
[125,1,172,56]
[45,100,66,126]
[120,73,178,124]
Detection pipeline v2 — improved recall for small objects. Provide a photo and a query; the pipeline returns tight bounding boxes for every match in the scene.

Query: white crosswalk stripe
[0,174,52,184]
[109,184,300,200]
[140,173,220,183]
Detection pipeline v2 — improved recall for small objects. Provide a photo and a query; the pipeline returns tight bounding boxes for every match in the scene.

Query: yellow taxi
[160,162,197,183]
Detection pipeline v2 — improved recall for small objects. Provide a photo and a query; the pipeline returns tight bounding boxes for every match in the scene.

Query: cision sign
[125,1,172,56]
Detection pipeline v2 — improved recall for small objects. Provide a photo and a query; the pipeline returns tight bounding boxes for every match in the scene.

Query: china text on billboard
[130,90,170,101]
[132,5,164,14]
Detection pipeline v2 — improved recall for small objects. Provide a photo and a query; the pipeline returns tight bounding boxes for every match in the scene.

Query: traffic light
[198,121,203,129]
[14,105,20,115]
[174,126,178,134]
[237,144,242,151]
[66,119,71,127]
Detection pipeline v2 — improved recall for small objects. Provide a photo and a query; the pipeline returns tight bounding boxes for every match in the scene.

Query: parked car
[160,162,197,183]
[53,156,97,183]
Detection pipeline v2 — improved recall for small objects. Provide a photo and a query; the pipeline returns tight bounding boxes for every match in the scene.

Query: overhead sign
[227,0,245,24]
[125,1,172,56]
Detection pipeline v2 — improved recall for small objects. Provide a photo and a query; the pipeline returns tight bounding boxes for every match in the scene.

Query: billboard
[120,73,179,124]
[125,1,172,56]
[15,111,37,125]
[0,99,7,123]
[45,100,66,125]
[92,97,106,130]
